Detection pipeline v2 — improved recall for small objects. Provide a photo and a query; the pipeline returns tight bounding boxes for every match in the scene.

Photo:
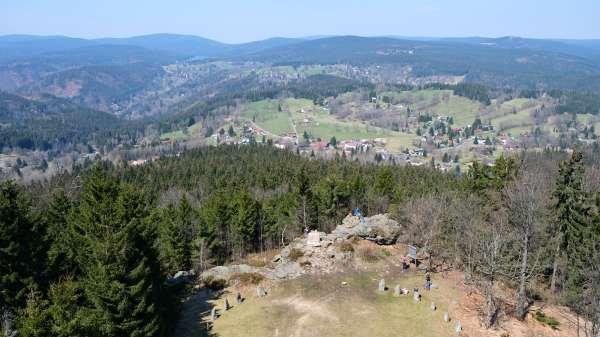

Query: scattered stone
[235,292,242,304]
[455,321,462,335]
[256,286,267,298]
[443,312,450,322]
[413,290,421,303]
[211,307,217,321]
[394,284,401,297]
[430,302,437,311]
[272,254,281,263]
[341,281,348,286]
[224,298,230,311]
[378,279,386,292]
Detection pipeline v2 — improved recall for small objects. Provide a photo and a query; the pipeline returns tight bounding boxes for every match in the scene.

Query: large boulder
[268,261,303,280]
[200,264,262,281]
[331,214,401,245]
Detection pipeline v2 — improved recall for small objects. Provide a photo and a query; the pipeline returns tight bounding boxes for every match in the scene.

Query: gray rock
[280,246,291,258]
[331,214,401,245]
[455,321,462,335]
[236,292,242,304]
[256,286,267,297]
[413,290,421,302]
[201,264,259,281]
[378,279,386,292]
[430,302,437,311]
[211,307,217,321]
[272,254,281,263]
[270,262,303,280]
[224,298,230,311]
[166,269,196,285]
[443,312,450,322]
[394,284,401,297]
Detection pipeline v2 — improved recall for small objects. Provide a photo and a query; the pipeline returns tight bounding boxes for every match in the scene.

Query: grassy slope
[243,98,416,150]
[209,269,459,337]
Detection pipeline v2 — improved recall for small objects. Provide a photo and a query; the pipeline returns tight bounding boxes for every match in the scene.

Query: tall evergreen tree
[69,167,164,337]
[553,151,593,306]
[0,181,44,311]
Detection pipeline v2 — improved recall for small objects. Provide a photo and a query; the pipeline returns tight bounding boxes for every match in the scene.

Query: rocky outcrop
[199,213,401,284]
[201,264,264,280]
[331,214,401,245]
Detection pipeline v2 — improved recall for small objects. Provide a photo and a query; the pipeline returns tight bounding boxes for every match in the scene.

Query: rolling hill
[243,36,600,91]
[0,91,124,151]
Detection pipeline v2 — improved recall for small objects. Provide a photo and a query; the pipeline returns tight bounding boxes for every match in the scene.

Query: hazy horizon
[1,0,599,43]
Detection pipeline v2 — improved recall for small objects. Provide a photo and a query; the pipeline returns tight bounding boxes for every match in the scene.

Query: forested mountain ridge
[0,91,126,151]
[244,36,600,91]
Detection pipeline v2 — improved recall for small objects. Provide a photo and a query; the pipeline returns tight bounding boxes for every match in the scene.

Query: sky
[1,0,599,43]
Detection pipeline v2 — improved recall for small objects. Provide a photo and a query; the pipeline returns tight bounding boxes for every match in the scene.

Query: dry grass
[340,241,355,252]
[201,276,227,291]
[241,250,278,268]
[207,269,459,337]
[356,245,381,263]
[229,272,265,286]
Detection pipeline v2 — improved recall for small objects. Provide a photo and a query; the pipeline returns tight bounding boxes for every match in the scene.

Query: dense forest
[2,145,600,336]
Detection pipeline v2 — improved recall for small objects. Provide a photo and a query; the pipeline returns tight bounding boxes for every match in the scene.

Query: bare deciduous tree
[504,167,552,320]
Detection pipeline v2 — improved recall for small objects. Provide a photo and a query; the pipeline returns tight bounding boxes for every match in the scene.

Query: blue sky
[1,0,599,43]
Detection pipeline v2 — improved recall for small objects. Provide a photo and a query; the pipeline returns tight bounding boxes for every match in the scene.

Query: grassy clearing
[160,130,186,141]
[382,89,482,126]
[208,269,459,337]
[242,98,416,149]
[242,100,294,135]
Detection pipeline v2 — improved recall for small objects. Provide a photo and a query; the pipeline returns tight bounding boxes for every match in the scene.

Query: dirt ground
[174,242,586,337]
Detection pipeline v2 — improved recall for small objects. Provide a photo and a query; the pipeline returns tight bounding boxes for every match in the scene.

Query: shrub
[288,248,304,261]
[230,272,265,285]
[340,241,355,252]
[382,249,391,257]
[357,246,380,263]
[535,310,560,330]
[203,276,228,291]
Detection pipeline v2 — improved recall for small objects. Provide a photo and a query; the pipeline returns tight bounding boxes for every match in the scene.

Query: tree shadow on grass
[173,287,224,337]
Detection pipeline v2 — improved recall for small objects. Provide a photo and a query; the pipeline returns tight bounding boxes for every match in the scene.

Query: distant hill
[0,34,304,61]
[243,36,600,91]
[0,35,95,61]
[0,91,124,151]
[437,36,600,59]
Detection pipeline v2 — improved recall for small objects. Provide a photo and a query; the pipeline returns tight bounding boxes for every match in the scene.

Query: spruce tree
[70,167,164,337]
[554,151,593,306]
[0,181,43,311]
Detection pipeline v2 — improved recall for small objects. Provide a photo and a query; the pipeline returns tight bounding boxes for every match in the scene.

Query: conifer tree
[70,167,164,337]
[0,181,43,311]
[553,151,593,305]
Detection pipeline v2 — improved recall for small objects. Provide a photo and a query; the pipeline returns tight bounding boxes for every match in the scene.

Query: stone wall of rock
[200,213,401,283]
[331,214,401,245]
